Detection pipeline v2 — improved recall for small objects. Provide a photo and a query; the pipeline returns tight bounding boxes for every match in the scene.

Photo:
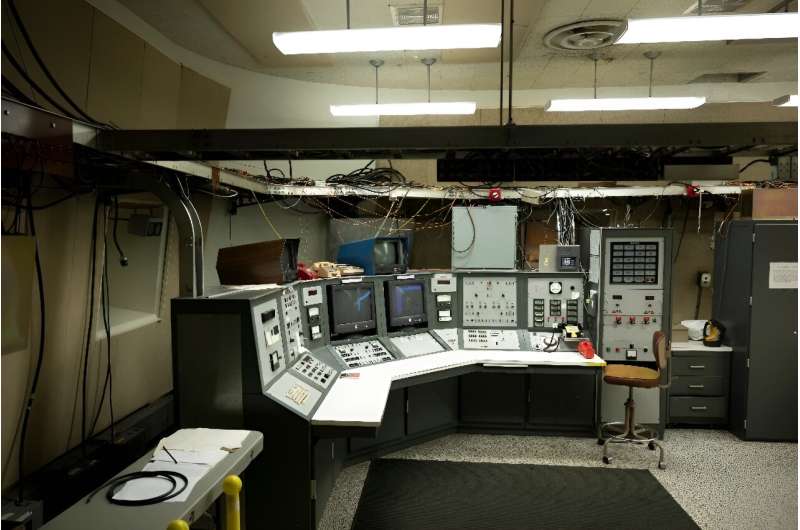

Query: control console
[390,332,445,357]
[281,287,303,361]
[292,353,336,388]
[462,277,517,327]
[462,329,521,350]
[332,340,394,368]
[528,277,583,329]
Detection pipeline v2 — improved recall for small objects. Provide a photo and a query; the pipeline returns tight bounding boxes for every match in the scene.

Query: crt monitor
[386,280,427,329]
[327,283,377,337]
[373,239,406,274]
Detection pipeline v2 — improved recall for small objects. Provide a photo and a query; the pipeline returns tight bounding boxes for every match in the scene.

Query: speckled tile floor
[318,430,797,530]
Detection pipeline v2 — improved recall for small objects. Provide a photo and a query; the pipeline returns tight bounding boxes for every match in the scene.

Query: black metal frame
[94,123,797,161]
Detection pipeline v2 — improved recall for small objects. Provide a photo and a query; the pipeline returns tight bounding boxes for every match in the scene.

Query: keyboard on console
[332,340,394,368]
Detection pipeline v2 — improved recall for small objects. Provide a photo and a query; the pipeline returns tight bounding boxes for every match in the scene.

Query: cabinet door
[528,373,596,429]
[460,373,527,426]
[313,438,344,526]
[407,378,458,436]
[349,389,405,453]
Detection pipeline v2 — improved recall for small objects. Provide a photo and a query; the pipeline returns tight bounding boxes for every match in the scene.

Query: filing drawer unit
[668,350,730,425]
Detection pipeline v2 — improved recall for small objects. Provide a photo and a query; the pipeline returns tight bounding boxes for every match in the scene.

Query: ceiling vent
[689,71,766,83]
[390,5,441,26]
[543,19,626,52]
[683,0,753,14]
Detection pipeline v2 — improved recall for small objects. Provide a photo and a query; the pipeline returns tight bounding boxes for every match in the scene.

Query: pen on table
[163,447,178,464]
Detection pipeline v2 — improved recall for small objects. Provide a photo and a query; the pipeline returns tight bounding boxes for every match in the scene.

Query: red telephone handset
[578,340,596,359]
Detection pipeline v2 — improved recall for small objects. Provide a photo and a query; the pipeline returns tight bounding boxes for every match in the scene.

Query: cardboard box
[752,188,797,220]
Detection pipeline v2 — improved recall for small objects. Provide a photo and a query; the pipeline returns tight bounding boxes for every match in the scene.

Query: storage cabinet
[460,373,527,427]
[668,349,730,425]
[527,373,596,430]
[348,389,405,453]
[407,378,459,435]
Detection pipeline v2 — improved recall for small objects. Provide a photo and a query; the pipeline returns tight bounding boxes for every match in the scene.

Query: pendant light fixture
[546,51,706,112]
[274,0,501,55]
[330,58,477,117]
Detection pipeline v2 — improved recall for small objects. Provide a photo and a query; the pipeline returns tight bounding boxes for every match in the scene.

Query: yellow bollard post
[166,520,189,530]
[222,475,243,530]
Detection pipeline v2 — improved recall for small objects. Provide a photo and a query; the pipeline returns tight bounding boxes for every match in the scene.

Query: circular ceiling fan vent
[543,19,627,52]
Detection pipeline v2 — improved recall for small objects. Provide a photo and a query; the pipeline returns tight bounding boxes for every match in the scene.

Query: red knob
[629,316,636,324]
[615,317,622,325]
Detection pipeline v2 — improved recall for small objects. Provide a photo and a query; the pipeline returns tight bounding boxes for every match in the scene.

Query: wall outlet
[698,271,712,288]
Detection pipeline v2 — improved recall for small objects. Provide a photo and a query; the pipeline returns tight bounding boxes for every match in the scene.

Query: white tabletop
[311,349,605,427]
[672,340,732,352]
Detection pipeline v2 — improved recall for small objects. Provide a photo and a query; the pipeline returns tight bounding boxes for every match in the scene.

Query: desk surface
[43,431,263,530]
[311,349,605,427]
[672,340,733,352]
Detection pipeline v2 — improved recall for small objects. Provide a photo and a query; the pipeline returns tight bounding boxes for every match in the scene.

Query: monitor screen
[387,280,427,329]
[328,283,376,336]
[373,239,405,273]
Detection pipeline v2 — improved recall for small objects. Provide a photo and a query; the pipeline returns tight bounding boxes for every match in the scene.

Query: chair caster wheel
[648,441,656,451]
[658,462,666,470]
[597,438,605,446]
[602,456,612,465]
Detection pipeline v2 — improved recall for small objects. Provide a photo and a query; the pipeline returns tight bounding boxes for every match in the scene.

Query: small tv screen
[386,280,427,329]
[328,283,376,337]
[373,239,405,274]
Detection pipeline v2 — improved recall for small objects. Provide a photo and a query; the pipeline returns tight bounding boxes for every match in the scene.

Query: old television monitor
[327,282,377,337]
[386,280,427,330]
[337,237,408,275]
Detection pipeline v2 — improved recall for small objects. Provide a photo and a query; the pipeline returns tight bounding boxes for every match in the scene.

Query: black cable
[694,285,702,319]
[451,205,476,253]
[86,470,188,506]
[739,159,770,174]
[112,196,128,266]
[672,201,689,263]
[16,186,46,505]
[81,197,101,454]
[1,190,84,211]
[6,0,101,124]
[2,42,80,120]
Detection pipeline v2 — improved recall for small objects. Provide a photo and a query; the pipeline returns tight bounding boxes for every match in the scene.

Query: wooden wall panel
[177,66,230,129]
[139,45,180,129]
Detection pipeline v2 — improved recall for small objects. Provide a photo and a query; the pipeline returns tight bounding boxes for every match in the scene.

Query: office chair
[598,331,670,469]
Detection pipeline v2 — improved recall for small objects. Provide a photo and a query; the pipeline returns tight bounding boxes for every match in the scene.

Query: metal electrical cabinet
[713,220,798,441]
[451,205,517,269]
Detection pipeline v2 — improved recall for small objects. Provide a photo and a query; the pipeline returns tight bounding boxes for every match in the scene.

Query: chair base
[598,387,666,469]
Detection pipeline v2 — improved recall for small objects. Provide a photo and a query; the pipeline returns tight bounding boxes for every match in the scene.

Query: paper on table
[155,428,250,453]
[112,462,210,503]
[151,449,227,467]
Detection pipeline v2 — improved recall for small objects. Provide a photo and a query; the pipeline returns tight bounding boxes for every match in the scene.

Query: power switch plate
[626,349,637,360]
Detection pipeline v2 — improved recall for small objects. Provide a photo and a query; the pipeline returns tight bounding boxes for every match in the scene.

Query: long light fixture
[546,51,706,112]
[274,24,501,55]
[773,94,799,107]
[546,97,706,112]
[616,12,799,44]
[331,58,477,117]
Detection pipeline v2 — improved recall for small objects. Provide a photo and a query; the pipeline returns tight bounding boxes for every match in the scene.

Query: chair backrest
[653,331,670,373]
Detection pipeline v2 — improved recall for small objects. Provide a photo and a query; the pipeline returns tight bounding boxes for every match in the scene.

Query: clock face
[549,282,562,294]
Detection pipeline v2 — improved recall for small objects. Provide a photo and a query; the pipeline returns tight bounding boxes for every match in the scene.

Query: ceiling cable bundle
[325,161,411,193]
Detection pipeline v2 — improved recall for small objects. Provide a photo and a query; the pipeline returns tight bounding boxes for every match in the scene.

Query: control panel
[292,353,336,389]
[431,273,456,323]
[281,287,303,361]
[431,328,458,350]
[301,285,324,341]
[253,299,285,388]
[266,372,322,417]
[390,332,445,358]
[529,332,560,352]
[527,277,583,329]
[599,236,667,362]
[462,329,520,350]
[332,340,395,369]
[462,277,517,327]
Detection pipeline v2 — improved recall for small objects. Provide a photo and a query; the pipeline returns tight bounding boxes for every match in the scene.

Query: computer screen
[373,239,404,273]
[387,280,427,328]
[328,283,376,336]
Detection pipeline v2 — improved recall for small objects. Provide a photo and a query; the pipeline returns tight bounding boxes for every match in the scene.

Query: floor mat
[351,458,699,530]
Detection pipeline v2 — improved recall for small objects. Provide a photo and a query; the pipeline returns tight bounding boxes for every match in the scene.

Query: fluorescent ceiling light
[772,94,799,107]
[545,97,706,112]
[330,102,477,117]
[617,12,799,44]
[273,24,501,55]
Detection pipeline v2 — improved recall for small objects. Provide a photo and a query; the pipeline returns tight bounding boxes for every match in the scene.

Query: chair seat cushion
[603,364,660,388]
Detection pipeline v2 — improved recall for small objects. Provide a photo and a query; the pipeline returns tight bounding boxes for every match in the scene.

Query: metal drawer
[671,353,729,376]
[671,376,726,396]
[669,396,727,419]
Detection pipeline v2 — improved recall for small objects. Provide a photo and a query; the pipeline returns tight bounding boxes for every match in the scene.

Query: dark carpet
[351,458,699,530]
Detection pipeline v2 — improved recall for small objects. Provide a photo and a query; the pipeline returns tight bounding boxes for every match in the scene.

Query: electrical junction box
[451,205,517,269]
[539,245,581,272]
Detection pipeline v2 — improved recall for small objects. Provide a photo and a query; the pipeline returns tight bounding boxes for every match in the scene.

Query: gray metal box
[451,205,517,269]
[539,244,581,272]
